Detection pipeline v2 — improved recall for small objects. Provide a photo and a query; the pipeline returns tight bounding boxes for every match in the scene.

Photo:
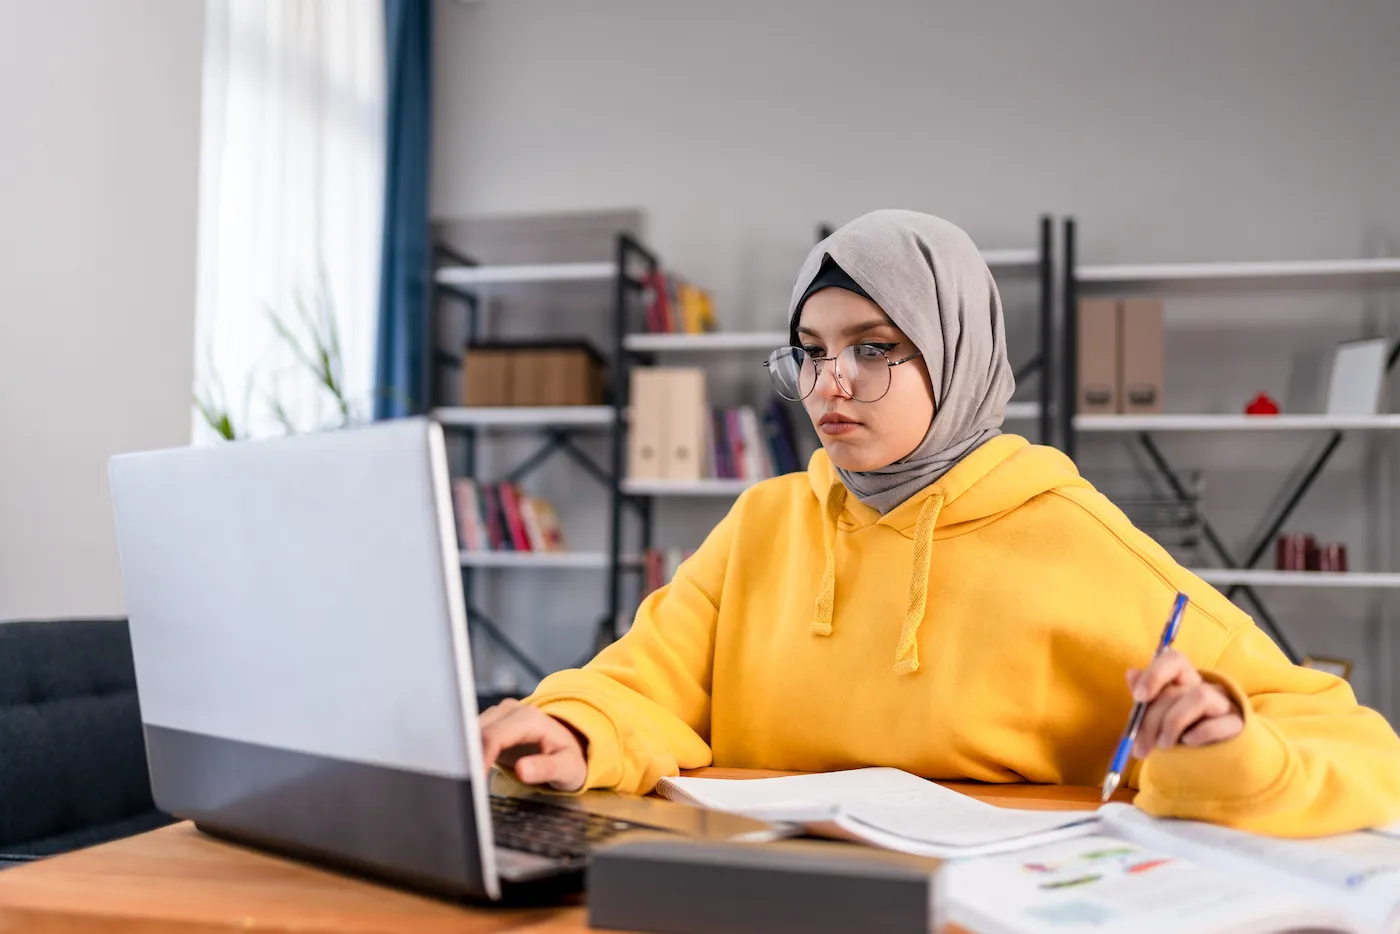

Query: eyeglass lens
[765,344,893,403]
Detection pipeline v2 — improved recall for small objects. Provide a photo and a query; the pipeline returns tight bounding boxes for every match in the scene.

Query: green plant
[193,349,252,441]
[192,280,363,441]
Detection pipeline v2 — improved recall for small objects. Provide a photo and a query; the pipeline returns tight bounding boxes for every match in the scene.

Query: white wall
[433,0,1400,712]
[0,1,205,619]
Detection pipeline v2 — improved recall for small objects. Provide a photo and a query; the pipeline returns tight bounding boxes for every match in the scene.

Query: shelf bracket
[467,601,549,684]
[1137,433,1302,663]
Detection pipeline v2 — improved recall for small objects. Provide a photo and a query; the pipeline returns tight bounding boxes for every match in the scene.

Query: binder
[627,369,671,480]
[1077,299,1120,414]
[1120,298,1164,414]
[662,369,708,481]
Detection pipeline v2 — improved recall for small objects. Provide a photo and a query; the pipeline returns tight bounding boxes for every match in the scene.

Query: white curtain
[193,0,386,442]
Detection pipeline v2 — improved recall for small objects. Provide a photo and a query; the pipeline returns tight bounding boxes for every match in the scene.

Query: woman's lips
[818,413,862,436]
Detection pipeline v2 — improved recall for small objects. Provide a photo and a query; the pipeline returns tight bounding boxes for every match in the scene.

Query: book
[946,834,1357,934]
[482,484,509,551]
[949,804,1400,934]
[519,496,546,554]
[725,408,748,480]
[450,479,484,552]
[531,497,565,551]
[659,769,1400,932]
[498,482,531,550]
[452,481,566,555]
[640,547,695,598]
[655,768,1098,860]
[642,273,716,334]
[761,399,801,474]
[737,406,771,480]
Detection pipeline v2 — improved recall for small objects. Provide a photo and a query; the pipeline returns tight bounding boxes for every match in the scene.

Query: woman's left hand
[1127,649,1245,757]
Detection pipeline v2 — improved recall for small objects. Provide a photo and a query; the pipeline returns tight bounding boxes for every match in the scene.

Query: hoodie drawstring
[812,482,945,674]
[810,482,847,636]
[893,491,945,675]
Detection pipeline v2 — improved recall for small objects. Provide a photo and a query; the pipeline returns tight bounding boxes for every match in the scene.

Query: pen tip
[1101,774,1119,803]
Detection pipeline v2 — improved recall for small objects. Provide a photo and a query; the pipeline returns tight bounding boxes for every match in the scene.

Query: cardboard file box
[1077,299,1120,414]
[461,340,606,407]
[626,368,709,481]
[1120,298,1164,414]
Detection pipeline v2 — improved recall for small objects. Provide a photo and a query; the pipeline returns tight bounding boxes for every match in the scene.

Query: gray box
[587,832,943,934]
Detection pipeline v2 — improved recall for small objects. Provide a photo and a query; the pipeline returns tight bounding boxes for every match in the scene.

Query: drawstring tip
[810,619,833,637]
[893,654,920,675]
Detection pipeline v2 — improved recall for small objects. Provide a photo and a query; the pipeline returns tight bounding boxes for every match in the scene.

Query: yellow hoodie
[526,435,1400,836]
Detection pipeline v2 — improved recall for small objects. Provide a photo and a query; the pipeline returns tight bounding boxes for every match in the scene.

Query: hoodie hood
[806,435,1089,673]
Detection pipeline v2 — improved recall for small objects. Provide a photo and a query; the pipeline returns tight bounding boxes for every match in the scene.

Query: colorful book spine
[452,481,568,554]
[520,496,545,554]
[499,482,532,551]
[532,498,565,551]
[737,406,770,480]
[761,400,801,475]
[724,408,746,480]
[640,548,697,599]
[452,479,485,552]
[482,485,509,551]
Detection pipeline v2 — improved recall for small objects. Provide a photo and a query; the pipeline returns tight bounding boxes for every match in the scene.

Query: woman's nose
[813,359,852,400]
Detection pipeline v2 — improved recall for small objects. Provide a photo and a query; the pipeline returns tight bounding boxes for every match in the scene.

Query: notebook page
[658,768,930,813]
[659,768,1099,852]
[946,835,1352,934]
[1102,804,1400,934]
[839,790,1098,849]
[831,814,1105,860]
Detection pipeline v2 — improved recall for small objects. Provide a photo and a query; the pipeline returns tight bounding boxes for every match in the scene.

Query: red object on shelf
[1245,392,1280,416]
[1276,532,1317,571]
[1319,543,1349,573]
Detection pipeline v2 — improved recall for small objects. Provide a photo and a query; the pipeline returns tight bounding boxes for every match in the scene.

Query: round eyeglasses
[764,344,923,403]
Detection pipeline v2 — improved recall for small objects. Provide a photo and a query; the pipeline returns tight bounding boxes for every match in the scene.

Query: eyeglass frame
[763,343,924,404]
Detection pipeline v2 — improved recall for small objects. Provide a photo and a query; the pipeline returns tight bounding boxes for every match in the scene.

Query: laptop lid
[109,418,500,900]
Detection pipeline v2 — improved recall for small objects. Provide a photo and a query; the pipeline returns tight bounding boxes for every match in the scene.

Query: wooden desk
[0,771,1131,934]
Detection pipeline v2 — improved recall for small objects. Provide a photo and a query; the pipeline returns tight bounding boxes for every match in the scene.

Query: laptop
[109,418,779,903]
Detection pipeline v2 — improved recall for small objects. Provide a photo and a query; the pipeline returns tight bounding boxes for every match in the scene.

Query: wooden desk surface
[0,770,1131,934]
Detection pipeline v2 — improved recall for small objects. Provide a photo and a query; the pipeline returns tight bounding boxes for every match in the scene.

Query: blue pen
[1101,591,1190,803]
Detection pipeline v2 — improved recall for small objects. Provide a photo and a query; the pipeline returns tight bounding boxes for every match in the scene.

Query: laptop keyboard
[490,795,636,861]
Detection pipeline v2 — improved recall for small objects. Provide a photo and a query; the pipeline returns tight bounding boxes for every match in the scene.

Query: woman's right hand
[479,699,588,793]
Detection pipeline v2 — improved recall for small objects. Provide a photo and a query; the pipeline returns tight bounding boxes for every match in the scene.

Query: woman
[480,210,1400,836]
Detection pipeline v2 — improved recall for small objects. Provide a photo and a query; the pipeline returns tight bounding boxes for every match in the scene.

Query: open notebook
[947,804,1400,934]
[655,768,1098,859]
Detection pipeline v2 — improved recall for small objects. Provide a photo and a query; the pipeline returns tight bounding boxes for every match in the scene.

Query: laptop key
[490,795,637,861]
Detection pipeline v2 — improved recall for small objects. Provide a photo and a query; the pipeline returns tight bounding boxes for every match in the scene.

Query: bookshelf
[1191,569,1400,590]
[459,551,643,570]
[1061,218,1400,698]
[425,220,1055,692]
[1075,414,1400,433]
[434,261,617,287]
[427,232,662,690]
[1076,257,1400,289]
[620,478,757,498]
[431,406,614,430]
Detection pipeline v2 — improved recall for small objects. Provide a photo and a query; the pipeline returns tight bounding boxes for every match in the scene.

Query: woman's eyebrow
[796,319,895,339]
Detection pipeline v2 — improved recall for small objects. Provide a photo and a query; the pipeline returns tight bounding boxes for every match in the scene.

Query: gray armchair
[0,618,173,866]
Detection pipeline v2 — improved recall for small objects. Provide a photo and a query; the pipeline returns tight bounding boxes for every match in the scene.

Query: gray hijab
[787,210,1015,514]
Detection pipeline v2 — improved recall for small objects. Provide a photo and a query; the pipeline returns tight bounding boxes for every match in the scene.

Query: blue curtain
[375,0,433,419]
